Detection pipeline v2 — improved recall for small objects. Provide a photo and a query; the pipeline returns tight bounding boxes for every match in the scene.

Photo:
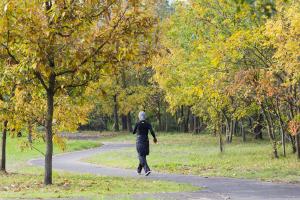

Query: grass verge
[6,136,101,172]
[85,132,300,183]
[0,135,198,199]
[0,172,196,199]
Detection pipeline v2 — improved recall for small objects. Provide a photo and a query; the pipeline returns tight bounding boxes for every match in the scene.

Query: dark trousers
[137,154,150,173]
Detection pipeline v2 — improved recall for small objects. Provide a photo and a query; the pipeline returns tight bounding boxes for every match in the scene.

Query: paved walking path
[29,143,300,200]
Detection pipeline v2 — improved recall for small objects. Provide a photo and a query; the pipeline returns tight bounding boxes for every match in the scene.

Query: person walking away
[133,111,157,176]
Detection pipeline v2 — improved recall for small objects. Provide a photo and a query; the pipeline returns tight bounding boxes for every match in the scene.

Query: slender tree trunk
[103,116,108,131]
[156,100,162,131]
[261,103,279,158]
[241,121,246,142]
[218,120,223,153]
[184,108,190,133]
[28,123,33,143]
[180,105,184,132]
[234,120,239,135]
[45,74,55,185]
[121,115,127,131]
[127,112,133,132]
[278,114,286,157]
[193,115,197,134]
[229,120,235,143]
[288,102,297,153]
[225,117,231,143]
[290,135,297,153]
[165,113,168,132]
[113,94,119,132]
[175,109,179,131]
[254,114,263,139]
[296,134,300,159]
[273,99,286,156]
[219,131,223,152]
[1,120,8,172]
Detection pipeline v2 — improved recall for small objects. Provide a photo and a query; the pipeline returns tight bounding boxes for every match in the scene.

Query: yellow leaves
[191,2,208,18]
[263,1,300,78]
[191,87,204,98]
[53,134,66,152]
[54,96,92,132]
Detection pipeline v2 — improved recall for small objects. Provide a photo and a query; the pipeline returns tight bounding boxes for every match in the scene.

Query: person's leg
[144,156,151,173]
[138,154,150,172]
[137,162,142,175]
[139,155,151,176]
[138,154,144,174]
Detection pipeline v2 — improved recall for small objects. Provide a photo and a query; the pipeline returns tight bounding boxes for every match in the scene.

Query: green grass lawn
[0,135,198,199]
[86,132,300,183]
[6,136,101,172]
[0,172,195,199]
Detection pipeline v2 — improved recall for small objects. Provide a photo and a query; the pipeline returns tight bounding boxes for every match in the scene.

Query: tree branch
[55,68,77,77]
[0,43,19,64]
[34,71,49,91]
[78,6,128,68]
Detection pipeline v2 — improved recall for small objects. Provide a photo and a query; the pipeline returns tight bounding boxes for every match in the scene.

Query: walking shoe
[137,166,142,175]
[136,165,143,175]
[145,170,151,176]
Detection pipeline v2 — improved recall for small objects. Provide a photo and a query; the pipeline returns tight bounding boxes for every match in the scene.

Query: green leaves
[153,0,300,158]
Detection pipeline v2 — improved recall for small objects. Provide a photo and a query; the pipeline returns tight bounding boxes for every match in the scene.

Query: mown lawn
[86,132,300,183]
[6,136,101,172]
[0,172,195,199]
[0,135,197,199]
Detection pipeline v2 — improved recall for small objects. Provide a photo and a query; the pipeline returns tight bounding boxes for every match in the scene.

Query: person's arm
[149,124,157,143]
[133,123,138,134]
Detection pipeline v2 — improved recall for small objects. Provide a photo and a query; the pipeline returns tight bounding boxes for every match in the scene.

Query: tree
[0,1,20,171]
[3,0,158,184]
[153,0,299,158]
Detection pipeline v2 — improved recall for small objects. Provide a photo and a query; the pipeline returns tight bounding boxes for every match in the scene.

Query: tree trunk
[261,104,278,158]
[1,120,8,172]
[241,121,246,142]
[180,106,184,132]
[225,117,231,143]
[234,120,239,136]
[45,77,55,185]
[127,112,133,132]
[156,101,162,131]
[254,114,263,139]
[273,99,286,156]
[121,115,127,131]
[296,134,300,159]
[184,108,190,133]
[28,123,33,143]
[165,113,168,132]
[290,135,297,153]
[218,121,223,153]
[229,120,235,143]
[287,102,297,153]
[113,94,119,132]
[278,115,286,157]
[193,115,197,134]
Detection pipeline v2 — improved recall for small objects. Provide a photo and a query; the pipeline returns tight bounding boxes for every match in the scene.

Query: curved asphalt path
[29,143,300,200]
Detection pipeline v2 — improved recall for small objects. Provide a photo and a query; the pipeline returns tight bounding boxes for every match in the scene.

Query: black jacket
[133,120,156,156]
